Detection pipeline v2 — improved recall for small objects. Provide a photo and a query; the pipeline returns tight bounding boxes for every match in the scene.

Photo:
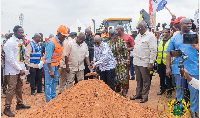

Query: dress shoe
[191,112,198,118]
[122,95,126,98]
[3,89,7,94]
[16,104,31,110]
[166,93,172,98]
[31,91,35,96]
[157,90,165,95]
[130,76,135,80]
[3,108,15,117]
[130,95,142,100]
[26,81,29,84]
[37,91,45,94]
[125,90,128,94]
[139,98,148,103]
[115,89,121,93]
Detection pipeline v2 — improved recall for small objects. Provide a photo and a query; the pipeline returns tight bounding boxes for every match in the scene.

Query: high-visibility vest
[157,39,170,65]
[42,37,64,66]
[150,70,153,74]
[30,41,41,64]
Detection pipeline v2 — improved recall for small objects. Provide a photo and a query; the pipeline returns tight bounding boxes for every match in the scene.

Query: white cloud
[1,0,199,40]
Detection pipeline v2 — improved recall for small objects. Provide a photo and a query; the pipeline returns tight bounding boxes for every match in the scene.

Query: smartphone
[183,34,198,44]
[170,50,182,57]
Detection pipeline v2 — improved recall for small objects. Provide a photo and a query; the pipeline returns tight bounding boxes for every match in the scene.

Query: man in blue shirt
[166,18,199,118]
[42,25,68,103]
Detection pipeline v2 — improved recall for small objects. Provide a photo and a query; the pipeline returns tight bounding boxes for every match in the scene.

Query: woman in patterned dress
[107,31,129,98]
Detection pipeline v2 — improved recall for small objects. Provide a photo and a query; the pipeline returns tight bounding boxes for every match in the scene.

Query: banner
[149,15,156,28]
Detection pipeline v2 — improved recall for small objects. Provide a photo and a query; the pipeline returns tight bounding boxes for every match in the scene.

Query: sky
[1,0,199,40]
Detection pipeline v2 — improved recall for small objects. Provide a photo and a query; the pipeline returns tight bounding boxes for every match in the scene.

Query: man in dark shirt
[84,28,94,80]
[103,29,114,42]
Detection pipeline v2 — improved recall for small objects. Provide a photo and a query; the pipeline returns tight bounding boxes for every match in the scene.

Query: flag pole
[164,6,173,16]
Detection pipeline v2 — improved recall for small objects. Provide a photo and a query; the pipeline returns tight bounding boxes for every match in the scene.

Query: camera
[170,49,188,77]
[183,34,198,44]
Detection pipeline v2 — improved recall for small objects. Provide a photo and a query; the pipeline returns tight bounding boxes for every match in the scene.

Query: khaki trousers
[135,65,150,99]
[5,74,23,108]
[58,67,67,93]
[66,70,84,90]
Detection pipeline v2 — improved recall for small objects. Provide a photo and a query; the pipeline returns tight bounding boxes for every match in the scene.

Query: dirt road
[1,74,192,118]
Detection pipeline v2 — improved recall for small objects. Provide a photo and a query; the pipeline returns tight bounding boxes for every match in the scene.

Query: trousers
[5,74,23,108]
[43,63,59,103]
[99,68,115,91]
[135,65,150,99]
[158,63,172,94]
[30,67,42,92]
[174,74,199,112]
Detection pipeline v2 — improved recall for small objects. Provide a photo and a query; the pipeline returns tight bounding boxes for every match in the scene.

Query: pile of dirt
[27,79,159,118]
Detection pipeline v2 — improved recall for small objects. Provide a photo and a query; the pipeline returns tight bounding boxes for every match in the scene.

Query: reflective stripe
[52,53,62,56]
[31,52,41,54]
[157,57,166,60]
[51,59,59,62]
[158,51,167,53]
[30,42,35,53]
[163,57,166,60]
[30,57,40,59]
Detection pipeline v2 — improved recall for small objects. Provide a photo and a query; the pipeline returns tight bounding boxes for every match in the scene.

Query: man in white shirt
[3,25,30,117]
[65,32,90,90]
[130,21,157,103]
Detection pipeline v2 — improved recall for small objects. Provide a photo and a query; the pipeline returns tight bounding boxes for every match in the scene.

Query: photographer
[166,18,199,118]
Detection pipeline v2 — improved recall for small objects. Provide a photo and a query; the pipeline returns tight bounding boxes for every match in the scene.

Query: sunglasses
[85,33,92,36]
[136,27,141,30]
[94,42,100,45]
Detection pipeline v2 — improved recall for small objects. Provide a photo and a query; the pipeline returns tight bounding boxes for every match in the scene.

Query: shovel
[85,63,98,77]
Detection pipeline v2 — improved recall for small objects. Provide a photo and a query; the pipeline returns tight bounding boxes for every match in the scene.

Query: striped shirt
[93,42,116,71]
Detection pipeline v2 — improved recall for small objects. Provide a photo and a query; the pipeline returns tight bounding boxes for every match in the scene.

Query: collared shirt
[133,30,157,67]
[64,40,89,71]
[166,32,199,75]
[25,40,40,68]
[45,36,63,64]
[3,35,26,75]
[189,77,199,90]
[60,37,73,68]
[93,42,116,71]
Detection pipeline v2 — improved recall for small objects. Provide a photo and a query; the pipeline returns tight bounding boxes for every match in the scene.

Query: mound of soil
[28,79,159,118]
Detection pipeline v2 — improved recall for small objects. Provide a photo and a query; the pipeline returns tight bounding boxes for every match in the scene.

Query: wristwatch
[49,70,53,73]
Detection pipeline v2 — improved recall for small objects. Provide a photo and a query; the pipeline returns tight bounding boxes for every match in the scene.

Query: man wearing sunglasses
[91,35,116,91]
[84,28,94,80]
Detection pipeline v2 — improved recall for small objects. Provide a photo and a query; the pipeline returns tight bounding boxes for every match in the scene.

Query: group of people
[1,15,199,118]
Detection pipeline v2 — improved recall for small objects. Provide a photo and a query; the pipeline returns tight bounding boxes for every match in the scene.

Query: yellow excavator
[96,18,133,37]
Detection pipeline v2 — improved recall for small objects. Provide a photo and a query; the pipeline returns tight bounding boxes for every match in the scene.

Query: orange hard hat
[57,25,69,36]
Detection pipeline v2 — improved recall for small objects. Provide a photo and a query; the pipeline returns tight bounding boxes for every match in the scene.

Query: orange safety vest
[42,37,64,66]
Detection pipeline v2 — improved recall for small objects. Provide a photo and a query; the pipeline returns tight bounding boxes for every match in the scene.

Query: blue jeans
[43,63,59,103]
[130,57,135,77]
[174,74,199,112]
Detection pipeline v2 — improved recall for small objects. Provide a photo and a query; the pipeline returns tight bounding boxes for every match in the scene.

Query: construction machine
[98,18,133,35]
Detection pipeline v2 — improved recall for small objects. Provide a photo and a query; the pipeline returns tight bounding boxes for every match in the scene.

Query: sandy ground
[1,73,193,118]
